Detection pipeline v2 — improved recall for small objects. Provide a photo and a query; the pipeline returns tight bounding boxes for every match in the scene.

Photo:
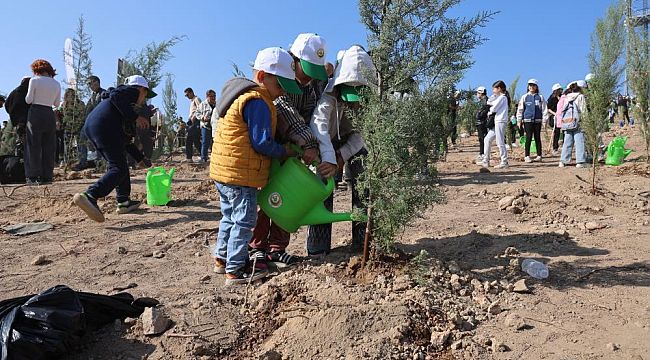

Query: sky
[0,0,618,121]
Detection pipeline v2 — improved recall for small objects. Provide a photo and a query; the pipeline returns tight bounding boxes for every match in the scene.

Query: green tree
[162,73,178,153]
[584,0,626,193]
[117,35,186,89]
[69,15,93,100]
[627,15,650,161]
[458,88,479,135]
[506,75,521,145]
[356,0,494,261]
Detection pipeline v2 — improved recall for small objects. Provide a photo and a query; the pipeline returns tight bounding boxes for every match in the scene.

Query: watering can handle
[289,143,336,192]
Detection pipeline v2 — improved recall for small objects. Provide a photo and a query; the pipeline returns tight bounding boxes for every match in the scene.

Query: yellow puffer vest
[210,87,277,188]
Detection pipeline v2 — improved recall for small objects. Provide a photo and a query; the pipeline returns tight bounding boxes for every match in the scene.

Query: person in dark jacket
[547,83,563,155]
[74,75,107,170]
[4,77,31,157]
[73,75,156,223]
[475,86,489,164]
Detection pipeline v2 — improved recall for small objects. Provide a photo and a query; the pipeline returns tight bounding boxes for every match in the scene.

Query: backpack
[560,98,580,130]
[476,104,490,124]
[0,155,26,184]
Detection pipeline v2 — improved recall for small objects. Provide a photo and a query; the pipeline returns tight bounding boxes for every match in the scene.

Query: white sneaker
[524,156,533,163]
[495,162,509,169]
[558,162,565,168]
[534,156,542,162]
[576,163,590,168]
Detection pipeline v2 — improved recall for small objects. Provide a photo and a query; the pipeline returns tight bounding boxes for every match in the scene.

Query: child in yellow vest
[210,47,301,285]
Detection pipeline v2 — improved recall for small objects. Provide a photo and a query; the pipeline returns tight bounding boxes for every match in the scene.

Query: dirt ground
[1,125,649,360]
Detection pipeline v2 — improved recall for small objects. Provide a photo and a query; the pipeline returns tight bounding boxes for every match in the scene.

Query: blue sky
[0,0,616,121]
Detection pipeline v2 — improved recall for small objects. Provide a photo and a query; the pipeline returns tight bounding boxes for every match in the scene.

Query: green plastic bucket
[519,136,537,153]
[146,167,175,206]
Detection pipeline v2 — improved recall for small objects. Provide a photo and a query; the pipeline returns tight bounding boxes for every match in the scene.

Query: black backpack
[0,155,26,184]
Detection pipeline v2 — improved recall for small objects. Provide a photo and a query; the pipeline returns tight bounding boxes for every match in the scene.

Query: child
[211,47,300,285]
[308,45,374,256]
[481,80,511,169]
[516,79,547,162]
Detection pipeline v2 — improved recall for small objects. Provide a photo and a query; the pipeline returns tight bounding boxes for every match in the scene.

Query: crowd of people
[472,75,633,170]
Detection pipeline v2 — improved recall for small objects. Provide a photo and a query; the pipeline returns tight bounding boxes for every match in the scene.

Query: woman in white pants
[481,80,511,169]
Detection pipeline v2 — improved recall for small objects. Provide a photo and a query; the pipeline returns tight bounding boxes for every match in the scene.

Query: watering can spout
[300,205,356,228]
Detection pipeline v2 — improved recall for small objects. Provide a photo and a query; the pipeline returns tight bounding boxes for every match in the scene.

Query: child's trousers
[484,122,508,165]
[213,182,258,273]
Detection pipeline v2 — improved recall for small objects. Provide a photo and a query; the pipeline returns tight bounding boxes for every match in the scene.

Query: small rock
[503,246,519,257]
[585,222,605,231]
[479,189,488,197]
[348,256,362,270]
[451,340,463,350]
[509,258,521,268]
[512,197,525,208]
[512,279,530,293]
[142,307,170,336]
[606,343,620,351]
[539,192,548,199]
[447,261,461,273]
[470,279,483,290]
[117,246,127,255]
[199,275,211,282]
[491,341,510,352]
[142,251,154,257]
[152,251,165,259]
[430,330,451,348]
[505,313,528,330]
[393,275,413,291]
[194,252,202,257]
[510,206,523,214]
[31,255,49,266]
[479,167,490,173]
[498,196,516,210]
[488,302,502,315]
[258,351,282,360]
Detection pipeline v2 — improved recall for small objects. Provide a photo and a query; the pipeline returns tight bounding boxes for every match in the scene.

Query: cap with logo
[253,47,302,95]
[527,78,538,86]
[125,75,157,98]
[551,83,562,91]
[576,80,587,88]
[290,33,328,81]
[476,86,487,94]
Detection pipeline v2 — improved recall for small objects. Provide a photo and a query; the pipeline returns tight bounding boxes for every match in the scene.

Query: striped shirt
[273,80,325,150]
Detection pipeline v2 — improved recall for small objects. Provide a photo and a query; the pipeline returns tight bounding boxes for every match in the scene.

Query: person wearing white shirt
[24,59,61,185]
[481,80,511,169]
[196,89,216,162]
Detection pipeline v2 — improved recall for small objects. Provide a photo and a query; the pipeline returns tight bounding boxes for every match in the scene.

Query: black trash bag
[0,285,158,360]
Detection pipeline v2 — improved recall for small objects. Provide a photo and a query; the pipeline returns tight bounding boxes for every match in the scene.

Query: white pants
[484,122,508,165]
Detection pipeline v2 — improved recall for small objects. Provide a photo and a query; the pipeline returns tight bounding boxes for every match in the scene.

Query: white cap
[552,83,562,91]
[336,50,346,64]
[527,78,539,86]
[290,33,328,81]
[331,45,376,88]
[576,80,587,88]
[585,73,595,82]
[124,75,156,98]
[476,86,486,94]
[567,81,576,88]
[253,47,301,95]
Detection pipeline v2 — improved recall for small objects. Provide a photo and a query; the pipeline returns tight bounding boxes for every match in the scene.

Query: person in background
[184,87,202,162]
[481,80,511,169]
[516,78,547,163]
[0,95,5,110]
[60,88,86,165]
[75,75,106,170]
[546,83,563,156]
[559,81,588,168]
[4,77,31,158]
[73,75,156,222]
[447,90,460,148]
[196,89,216,163]
[474,86,489,165]
[210,47,299,285]
[24,59,61,185]
[617,94,633,127]
[177,117,186,148]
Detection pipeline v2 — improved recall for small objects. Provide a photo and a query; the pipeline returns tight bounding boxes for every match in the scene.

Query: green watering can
[146,167,175,206]
[519,136,537,153]
[605,136,633,166]
[257,155,363,233]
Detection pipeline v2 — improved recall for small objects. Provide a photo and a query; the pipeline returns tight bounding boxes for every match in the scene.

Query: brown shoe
[213,258,226,274]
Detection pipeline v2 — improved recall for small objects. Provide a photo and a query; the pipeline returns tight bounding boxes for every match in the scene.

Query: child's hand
[317,162,338,178]
[136,116,150,130]
[302,148,319,164]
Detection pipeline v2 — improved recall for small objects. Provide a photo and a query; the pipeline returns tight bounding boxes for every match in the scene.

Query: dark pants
[250,209,291,252]
[185,123,200,160]
[200,126,212,161]
[524,121,542,157]
[24,105,56,180]
[552,126,562,151]
[449,115,458,145]
[307,148,368,255]
[55,130,64,163]
[477,123,487,155]
[84,126,131,203]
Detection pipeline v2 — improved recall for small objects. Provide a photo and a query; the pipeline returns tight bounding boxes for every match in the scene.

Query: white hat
[527,78,539,86]
[552,83,562,91]
[576,80,587,88]
[585,73,595,82]
[290,33,328,81]
[567,81,576,88]
[331,45,376,88]
[336,50,346,64]
[124,75,156,98]
[253,47,302,95]
[476,86,486,94]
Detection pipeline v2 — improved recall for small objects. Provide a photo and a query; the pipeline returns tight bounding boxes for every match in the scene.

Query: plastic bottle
[521,259,549,279]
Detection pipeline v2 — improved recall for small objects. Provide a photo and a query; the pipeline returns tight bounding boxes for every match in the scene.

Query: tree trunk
[361,206,373,268]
